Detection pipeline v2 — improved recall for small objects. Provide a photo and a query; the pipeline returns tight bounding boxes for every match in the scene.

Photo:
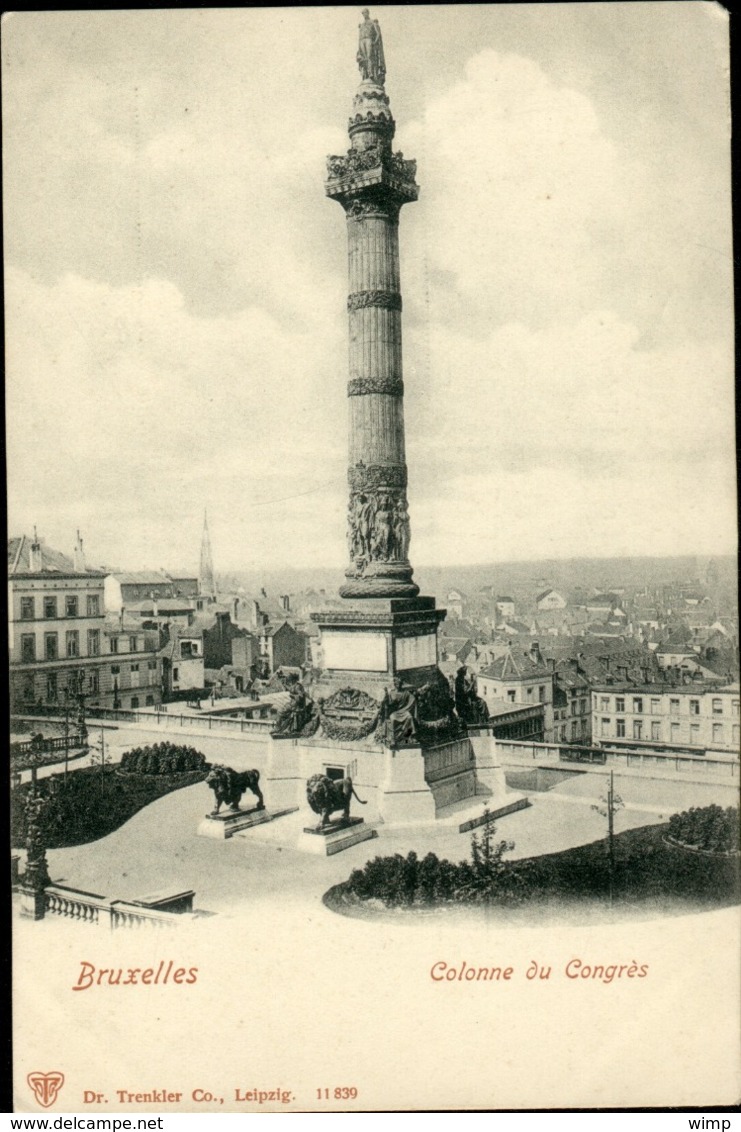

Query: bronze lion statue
[306,773,367,829]
[205,763,264,815]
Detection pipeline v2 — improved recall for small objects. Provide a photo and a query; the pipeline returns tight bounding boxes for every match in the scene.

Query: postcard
[6,4,739,1114]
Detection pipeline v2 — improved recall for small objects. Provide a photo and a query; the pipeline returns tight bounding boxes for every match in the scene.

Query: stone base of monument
[19,886,46,920]
[297,817,378,856]
[197,806,299,840]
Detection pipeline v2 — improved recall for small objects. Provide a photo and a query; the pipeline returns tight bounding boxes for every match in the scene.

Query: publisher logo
[27,1071,65,1108]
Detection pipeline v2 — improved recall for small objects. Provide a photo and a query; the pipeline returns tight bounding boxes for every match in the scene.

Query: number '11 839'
[317,1087,358,1100]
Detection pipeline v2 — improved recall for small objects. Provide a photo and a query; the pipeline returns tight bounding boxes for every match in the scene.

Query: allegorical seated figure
[272,681,320,737]
[205,763,264,815]
[454,664,490,726]
[376,676,427,747]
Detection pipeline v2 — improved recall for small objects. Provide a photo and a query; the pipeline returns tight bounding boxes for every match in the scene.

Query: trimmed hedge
[119,742,207,776]
[667,805,740,854]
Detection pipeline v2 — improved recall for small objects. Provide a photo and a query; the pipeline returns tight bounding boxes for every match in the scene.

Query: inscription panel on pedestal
[394,633,437,670]
[322,630,388,672]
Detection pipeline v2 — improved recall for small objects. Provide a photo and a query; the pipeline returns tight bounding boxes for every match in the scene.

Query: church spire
[199,510,216,598]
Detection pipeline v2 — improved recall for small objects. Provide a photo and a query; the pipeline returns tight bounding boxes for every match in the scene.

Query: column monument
[264,12,515,831]
[312,10,451,721]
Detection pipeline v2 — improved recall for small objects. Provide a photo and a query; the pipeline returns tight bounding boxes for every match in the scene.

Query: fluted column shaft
[326,76,419,599]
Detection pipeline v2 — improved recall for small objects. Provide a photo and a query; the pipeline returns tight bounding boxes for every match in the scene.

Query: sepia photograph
[5,3,739,1114]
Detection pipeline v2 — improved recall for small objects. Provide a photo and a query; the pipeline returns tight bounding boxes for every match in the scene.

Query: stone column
[326,66,419,599]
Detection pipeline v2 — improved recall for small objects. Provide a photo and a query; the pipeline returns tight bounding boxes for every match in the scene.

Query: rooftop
[8,535,105,578]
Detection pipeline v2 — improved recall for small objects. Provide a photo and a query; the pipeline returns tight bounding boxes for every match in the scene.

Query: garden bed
[11,765,208,850]
[325,823,741,923]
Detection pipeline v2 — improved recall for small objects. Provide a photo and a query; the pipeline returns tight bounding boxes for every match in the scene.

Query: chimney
[251,600,260,630]
[119,609,124,630]
[234,598,239,620]
[529,641,543,665]
[28,527,42,572]
[547,657,556,671]
[73,529,86,572]
[281,594,290,613]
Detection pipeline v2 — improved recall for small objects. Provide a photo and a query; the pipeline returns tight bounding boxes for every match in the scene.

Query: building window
[110,637,119,654]
[173,667,179,681]
[88,671,99,694]
[22,676,35,703]
[615,697,625,712]
[148,659,157,670]
[46,672,58,702]
[690,723,700,742]
[600,696,610,711]
[526,685,534,699]
[689,699,700,715]
[44,596,57,619]
[733,701,740,717]
[651,721,661,740]
[111,665,120,675]
[633,698,643,714]
[145,695,154,706]
[601,718,610,737]
[616,718,625,737]
[711,723,723,743]
[733,725,740,745]
[651,698,660,715]
[21,634,36,663]
[87,594,100,617]
[507,690,516,703]
[571,721,578,740]
[538,685,545,702]
[580,699,587,714]
[66,630,80,658]
[87,629,100,656]
[560,725,567,741]
[670,698,680,715]
[65,595,79,617]
[712,698,723,715]
[670,721,680,738]
[130,636,138,653]
[20,597,35,620]
[131,697,140,709]
[44,633,58,661]
[633,720,643,740]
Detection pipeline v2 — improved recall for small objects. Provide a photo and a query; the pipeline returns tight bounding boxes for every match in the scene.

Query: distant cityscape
[9,519,739,759]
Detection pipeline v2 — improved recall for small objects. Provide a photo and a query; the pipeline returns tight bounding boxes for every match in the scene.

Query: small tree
[592,771,624,904]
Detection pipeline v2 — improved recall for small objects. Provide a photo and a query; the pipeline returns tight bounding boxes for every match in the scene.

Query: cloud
[4,23,735,571]
[5,266,348,569]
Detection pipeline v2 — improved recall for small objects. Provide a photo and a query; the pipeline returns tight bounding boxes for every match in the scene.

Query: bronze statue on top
[357,9,385,84]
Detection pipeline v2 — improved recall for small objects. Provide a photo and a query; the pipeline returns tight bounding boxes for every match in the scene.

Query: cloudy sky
[4,4,735,574]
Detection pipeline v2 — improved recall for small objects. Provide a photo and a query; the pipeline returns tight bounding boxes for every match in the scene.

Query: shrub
[346,815,525,908]
[118,742,207,777]
[668,805,740,853]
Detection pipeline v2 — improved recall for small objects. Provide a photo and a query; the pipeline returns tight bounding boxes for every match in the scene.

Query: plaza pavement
[43,775,667,918]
